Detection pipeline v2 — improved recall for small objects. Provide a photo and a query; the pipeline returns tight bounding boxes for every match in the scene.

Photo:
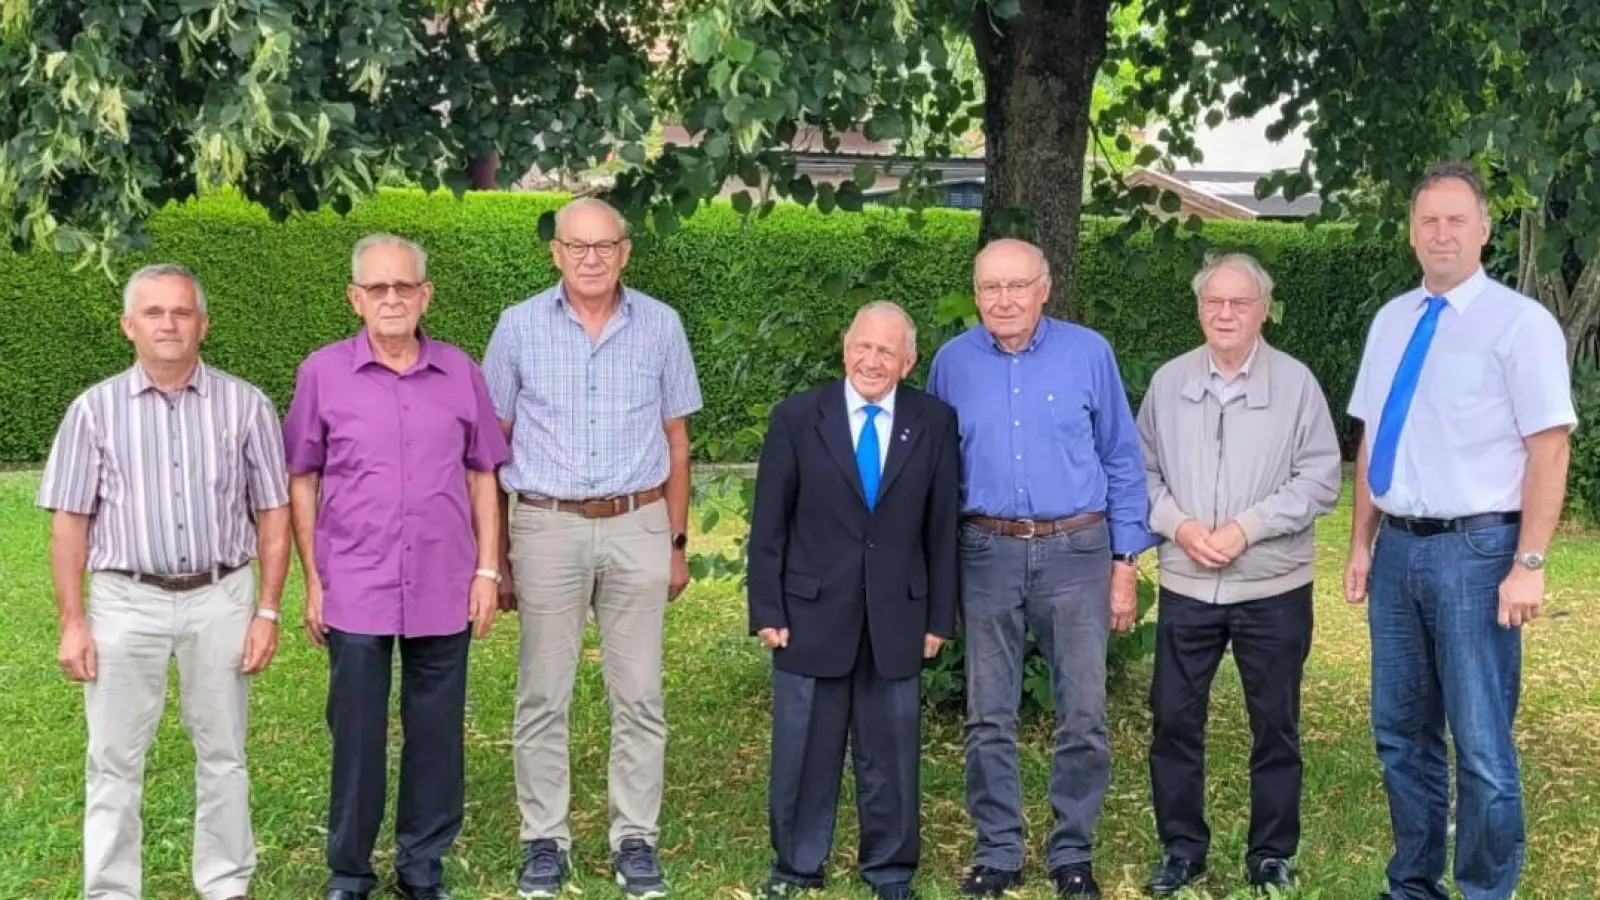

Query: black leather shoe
[873,882,918,900]
[1051,863,1101,898]
[1145,855,1205,896]
[325,891,369,900]
[395,881,452,900]
[1247,857,1294,892]
[960,865,1023,896]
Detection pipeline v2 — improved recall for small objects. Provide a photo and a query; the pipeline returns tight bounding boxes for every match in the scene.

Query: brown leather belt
[964,511,1106,539]
[519,485,665,518]
[105,563,245,592]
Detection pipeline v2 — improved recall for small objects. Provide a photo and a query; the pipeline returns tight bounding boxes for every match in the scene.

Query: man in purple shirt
[283,234,510,900]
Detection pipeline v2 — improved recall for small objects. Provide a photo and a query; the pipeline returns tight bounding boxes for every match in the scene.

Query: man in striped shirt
[37,264,292,900]
[482,197,703,900]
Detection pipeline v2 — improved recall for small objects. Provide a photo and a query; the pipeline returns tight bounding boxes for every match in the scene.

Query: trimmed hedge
[0,189,1410,463]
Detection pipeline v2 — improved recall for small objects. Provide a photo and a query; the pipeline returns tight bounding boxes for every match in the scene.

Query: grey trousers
[959,520,1113,872]
[508,498,671,852]
[83,567,257,900]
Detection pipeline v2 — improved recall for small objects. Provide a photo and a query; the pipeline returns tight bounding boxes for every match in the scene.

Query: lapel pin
[900,430,909,442]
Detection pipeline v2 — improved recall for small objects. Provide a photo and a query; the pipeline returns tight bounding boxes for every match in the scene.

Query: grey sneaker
[518,839,569,899]
[613,838,668,898]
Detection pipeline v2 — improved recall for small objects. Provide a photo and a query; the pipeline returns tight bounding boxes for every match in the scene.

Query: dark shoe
[1247,858,1294,892]
[760,879,814,899]
[873,883,918,900]
[960,865,1023,896]
[394,880,452,900]
[325,891,369,900]
[1052,863,1101,898]
[1145,855,1206,896]
[614,838,669,898]
[518,839,570,899]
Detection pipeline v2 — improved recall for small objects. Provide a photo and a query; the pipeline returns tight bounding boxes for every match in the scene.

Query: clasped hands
[1174,519,1248,569]
[758,627,944,659]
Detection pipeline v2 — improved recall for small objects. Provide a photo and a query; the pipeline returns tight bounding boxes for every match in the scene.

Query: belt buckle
[1016,518,1036,539]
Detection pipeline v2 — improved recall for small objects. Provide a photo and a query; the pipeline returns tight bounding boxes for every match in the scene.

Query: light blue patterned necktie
[1368,295,1448,497]
[857,404,882,511]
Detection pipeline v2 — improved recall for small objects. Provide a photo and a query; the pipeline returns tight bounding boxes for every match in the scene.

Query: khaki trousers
[83,567,256,900]
[509,498,671,852]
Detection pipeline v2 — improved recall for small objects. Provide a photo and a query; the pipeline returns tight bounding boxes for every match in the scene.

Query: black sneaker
[613,838,668,898]
[1145,854,1205,896]
[960,865,1023,896]
[517,839,569,899]
[1247,857,1294,892]
[1051,862,1101,898]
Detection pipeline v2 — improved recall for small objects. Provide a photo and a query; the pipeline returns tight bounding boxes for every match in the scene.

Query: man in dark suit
[747,300,961,900]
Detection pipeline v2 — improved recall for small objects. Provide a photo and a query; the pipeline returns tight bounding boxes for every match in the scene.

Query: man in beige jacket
[1134,253,1342,897]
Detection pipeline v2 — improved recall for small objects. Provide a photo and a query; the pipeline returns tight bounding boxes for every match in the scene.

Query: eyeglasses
[356,281,426,300]
[975,272,1045,299]
[1201,296,1261,312]
[557,239,624,260]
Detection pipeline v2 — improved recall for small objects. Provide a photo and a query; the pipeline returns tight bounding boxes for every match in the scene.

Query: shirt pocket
[1045,387,1096,470]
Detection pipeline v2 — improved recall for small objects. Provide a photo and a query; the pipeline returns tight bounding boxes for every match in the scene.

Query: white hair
[973,238,1051,281]
[554,196,630,239]
[351,233,428,283]
[845,300,918,357]
[123,263,207,315]
[1192,252,1274,303]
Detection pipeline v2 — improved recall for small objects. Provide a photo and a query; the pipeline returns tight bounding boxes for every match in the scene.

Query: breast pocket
[1045,388,1096,469]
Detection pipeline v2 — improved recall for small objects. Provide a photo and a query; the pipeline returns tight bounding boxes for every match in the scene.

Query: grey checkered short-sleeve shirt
[36,362,290,575]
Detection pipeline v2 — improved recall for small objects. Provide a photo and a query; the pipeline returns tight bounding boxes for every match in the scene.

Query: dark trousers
[326,628,471,892]
[1148,583,1314,866]
[768,631,922,890]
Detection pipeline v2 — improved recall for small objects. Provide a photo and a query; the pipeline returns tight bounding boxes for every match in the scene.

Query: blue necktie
[857,404,882,511]
[1368,296,1447,497]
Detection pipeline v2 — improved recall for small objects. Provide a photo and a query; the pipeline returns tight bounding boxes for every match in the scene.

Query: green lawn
[1,470,1597,900]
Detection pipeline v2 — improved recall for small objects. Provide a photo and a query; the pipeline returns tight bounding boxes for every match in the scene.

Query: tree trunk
[970,0,1110,319]
[1519,208,1600,367]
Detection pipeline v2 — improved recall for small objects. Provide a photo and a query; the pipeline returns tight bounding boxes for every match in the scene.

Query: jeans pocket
[1461,523,1518,559]
[958,522,995,553]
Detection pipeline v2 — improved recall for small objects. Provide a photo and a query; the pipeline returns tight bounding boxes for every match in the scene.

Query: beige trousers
[508,498,671,852]
[83,567,256,900]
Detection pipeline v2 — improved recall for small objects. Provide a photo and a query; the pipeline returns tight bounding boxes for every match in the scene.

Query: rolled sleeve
[661,312,703,420]
[36,398,101,515]
[1093,344,1156,554]
[465,363,511,471]
[243,392,291,510]
[481,309,521,421]
[1506,308,1578,436]
[281,361,326,475]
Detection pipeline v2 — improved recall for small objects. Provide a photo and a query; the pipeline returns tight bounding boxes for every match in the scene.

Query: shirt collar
[845,378,897,419]
[1207,340,1259,381]
[982,316,1050,355]
[1181,341,1271,409]
[555,281,632,315]
[1421,266,1488,313]
[350,327,447,375]
[129,360,209,397]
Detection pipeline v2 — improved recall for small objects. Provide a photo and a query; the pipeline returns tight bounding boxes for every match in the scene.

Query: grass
[1,470,1598,900]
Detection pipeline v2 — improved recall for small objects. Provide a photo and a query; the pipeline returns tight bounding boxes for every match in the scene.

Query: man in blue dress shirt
[928,238,1152,900]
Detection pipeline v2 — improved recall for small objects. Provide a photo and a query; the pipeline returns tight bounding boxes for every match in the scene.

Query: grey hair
[554,196,630,239]
[123,263,207,315]
[1192,251,1274,303]
[1411,160,1490,220]
[846,300,918,357]
[351,233,428,283]
[974,237,1051,281]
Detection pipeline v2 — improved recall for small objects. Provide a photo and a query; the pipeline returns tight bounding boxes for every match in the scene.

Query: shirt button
[1013,388,1020,394]
[1014,420,1020,427]
[1015,454,1022,461]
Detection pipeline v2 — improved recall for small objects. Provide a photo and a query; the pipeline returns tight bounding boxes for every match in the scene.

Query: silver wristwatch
[1516,551,1546,571]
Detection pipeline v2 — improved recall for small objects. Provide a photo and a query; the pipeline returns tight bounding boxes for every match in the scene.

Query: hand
[1110,561,1138,633]
[57,620,97,682]
[241,615,278,675]
[303,580,329,648]
[757,627,790,650]
[1175,520,1230,569]
[1344,544,1371,605]
[923,633,944,659]
[498,556,518,612]
[1498,563,1545,628]
[668,548,691,602]
[470,574,499,638]
[1206,521,1249,562]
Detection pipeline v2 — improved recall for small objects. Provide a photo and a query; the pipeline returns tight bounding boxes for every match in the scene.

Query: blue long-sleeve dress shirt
[927,317,1155,556]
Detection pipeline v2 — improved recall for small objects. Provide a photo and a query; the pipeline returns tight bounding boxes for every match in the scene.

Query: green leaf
[619,143,646,167]
[1134,144,1161,166]
[852,161,878,191]
[705,133,730,159]
[724,37,757,65]
[836,181,865,212]
[822,271,850,296]
[816,181,837,214]
[731,190,753,216]
[536,211,556,242]
[687,18,719,65]
[1158,190,1182,213]
[700,508,721,533]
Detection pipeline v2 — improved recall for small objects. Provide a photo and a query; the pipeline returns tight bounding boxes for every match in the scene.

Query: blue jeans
[960,520,1112,872]
[1368,519,1524,900]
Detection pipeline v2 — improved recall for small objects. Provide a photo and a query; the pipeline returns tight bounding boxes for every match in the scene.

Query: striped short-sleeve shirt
[36,362,291,575]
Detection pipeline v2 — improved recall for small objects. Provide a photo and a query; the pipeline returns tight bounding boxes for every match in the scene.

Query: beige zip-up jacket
[1135,341,1342,604]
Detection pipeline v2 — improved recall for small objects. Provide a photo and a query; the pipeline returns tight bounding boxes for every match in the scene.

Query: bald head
[972,239,1051,351]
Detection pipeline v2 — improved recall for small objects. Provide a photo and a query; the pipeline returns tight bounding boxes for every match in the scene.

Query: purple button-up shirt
[283,330,509,637]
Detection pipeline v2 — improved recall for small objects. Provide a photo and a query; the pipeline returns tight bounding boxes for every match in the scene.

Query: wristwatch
[254,607,280,623]
[1516,551,1546,571]
[1112,551,1140,565]
[474,568,503,584]
[672,532,688,551]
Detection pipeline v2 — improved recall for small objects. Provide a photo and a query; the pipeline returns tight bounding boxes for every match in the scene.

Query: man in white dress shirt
[1343,161,1575,900]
